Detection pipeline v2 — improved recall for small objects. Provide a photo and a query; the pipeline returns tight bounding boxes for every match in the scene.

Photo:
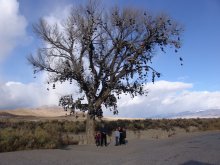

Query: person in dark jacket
[122,127,127,144]
[100,124,107,146]
[118,127,123,145]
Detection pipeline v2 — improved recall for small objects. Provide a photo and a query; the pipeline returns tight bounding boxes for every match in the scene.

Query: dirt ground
[0,131,219,165]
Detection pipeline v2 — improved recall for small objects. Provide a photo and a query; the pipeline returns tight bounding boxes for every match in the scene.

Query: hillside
[152,109,220,119]
[1,107,220,119]
[0,106,67,118]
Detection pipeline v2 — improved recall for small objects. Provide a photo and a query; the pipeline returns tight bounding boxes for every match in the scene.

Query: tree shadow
[59,145,75,151]
[181,160,214,165]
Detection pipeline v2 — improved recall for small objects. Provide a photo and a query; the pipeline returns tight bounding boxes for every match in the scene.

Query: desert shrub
[14,129,33,149]
[1,118,220,152]
[0,120,79,152]
[0,128,35,152]
[96,120,131,132]
[100,118,220,132]
[0,128,18,152]
[43,122,62,134]
[143,119,154,129]
[156,121,170,131]
[61,134,79,145]
[34,126,51,147]
[132,120,144,130]
[63,121,76,132]
[76,121,86,133]
[61,121,86,133]
[208,119,220,130]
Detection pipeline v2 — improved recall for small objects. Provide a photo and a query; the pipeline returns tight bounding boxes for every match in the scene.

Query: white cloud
[43,4,72,25]
[0,4,85,110]
[1,79,220,118]
[0,80,78,110]
[0,81,42,109]
[104,81,220,118]
[0,0,27,61]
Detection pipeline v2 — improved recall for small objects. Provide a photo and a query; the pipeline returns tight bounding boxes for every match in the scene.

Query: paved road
[0,131,220,165]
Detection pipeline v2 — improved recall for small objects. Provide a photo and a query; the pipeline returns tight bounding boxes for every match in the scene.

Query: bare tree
[28,1,183,144]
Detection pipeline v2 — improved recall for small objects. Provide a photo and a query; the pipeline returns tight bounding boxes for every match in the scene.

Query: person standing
[122,127,127,144]
[118,127,123,145]
[114,128,120,146]
[94,131,101,146]
[100,124,107,146]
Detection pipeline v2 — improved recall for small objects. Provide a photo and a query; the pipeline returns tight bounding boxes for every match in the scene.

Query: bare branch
[28,0,183,118]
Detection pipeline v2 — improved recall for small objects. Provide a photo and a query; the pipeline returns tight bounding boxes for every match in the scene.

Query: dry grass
[0,118,220,152]
[0,120,85,152]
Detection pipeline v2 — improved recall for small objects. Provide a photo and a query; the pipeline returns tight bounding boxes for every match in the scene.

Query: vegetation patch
[0,118,220,152]
[0,120,85,152]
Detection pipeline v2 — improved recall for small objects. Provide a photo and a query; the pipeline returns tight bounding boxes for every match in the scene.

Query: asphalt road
[0,131,220,165]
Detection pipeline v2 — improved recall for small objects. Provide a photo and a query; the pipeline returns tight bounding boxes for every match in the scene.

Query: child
[94,131,101,146]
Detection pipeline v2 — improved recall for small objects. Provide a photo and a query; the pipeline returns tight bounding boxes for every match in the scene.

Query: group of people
[94,125,127,147]
[94,125,108,146]
[114,127,126,146]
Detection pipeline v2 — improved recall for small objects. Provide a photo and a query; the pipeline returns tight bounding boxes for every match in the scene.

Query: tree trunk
[86,113,95,144]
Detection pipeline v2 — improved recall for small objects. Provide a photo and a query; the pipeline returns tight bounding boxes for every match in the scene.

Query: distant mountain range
[151,109,220,119]
[1,106,220,119]
[0,106,66,118]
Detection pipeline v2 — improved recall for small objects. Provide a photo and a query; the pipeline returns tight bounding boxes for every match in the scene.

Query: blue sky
[0,0,220,117]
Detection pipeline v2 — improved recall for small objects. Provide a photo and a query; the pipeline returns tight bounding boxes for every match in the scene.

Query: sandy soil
[0,131,219,165]
[0,107,67,117]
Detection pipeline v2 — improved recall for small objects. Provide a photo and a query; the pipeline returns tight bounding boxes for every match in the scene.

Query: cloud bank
[0,79,77,109]
[0,0,27,61]
[1,80,220,118]
[105,81,220,118]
